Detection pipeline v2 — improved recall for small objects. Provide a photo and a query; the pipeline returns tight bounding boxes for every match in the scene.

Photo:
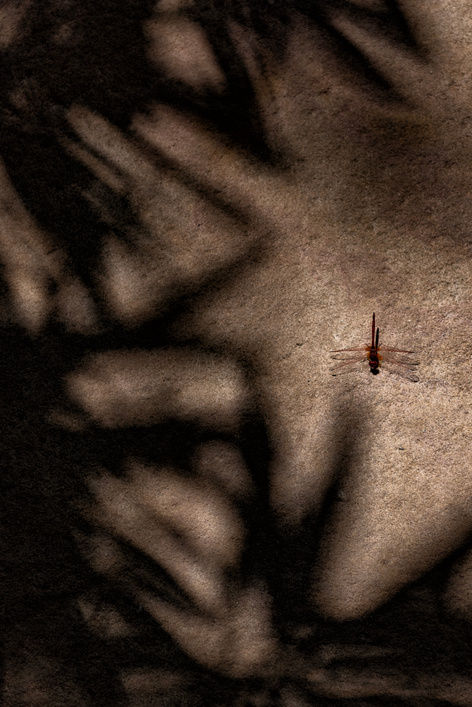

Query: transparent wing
[330,346,369,353]
[330,356,367,375]
[381,353,419,366]
[381,358,419,382]
[380,346,415,354]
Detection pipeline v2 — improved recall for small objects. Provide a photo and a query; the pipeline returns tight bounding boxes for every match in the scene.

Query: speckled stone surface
[2,1,472,704]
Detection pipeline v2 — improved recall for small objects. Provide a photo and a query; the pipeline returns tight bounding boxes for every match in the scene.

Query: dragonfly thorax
[368,356,379,370]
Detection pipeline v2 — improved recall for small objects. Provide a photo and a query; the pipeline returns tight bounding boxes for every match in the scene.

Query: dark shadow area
[269,403,364,636]
[0,328,128,704]
[288,556,472,706]
[2,322,470,703]
[0,2,468,706]
[219,0,428,100]
[0,0,430,313]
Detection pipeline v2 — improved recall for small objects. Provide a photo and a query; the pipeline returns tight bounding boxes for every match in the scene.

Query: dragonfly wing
[381,353,419,366]
[330,354,367,363]
[384,368,419,382]
[330,357,366,375]
[330,347,368,352]
[381,359,419,382]
[380,347,415,354]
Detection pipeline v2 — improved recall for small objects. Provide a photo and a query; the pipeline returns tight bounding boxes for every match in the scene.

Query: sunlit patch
[157,0,195,11]
[76,530,124,576]
[98,235,167,324]
[313,489,472,621]
[61,136,126,196]
[67,105,261,326]
[77,593,136,639]
[8,267,51,333]
[0,158,67,332]
[66,349,246,431]
[97,188,248,325]
[82,474,228,615]
[79,458,277,675]
[192,440,255,500]
[145,17,226,91]
[0,2,31,49]
[129,461,245,566]
[67,106,156,181]
[226,583,277,677]
[136,580,276,677]
[55,277,99,333]
[88,461,245,571]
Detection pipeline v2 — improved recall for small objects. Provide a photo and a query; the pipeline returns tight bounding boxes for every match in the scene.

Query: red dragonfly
[330,313,419,381]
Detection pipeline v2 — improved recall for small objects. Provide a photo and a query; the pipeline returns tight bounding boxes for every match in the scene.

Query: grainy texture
[1,1,472,704]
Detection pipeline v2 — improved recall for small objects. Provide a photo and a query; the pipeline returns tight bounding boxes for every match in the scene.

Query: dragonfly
[330,313,419,381]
